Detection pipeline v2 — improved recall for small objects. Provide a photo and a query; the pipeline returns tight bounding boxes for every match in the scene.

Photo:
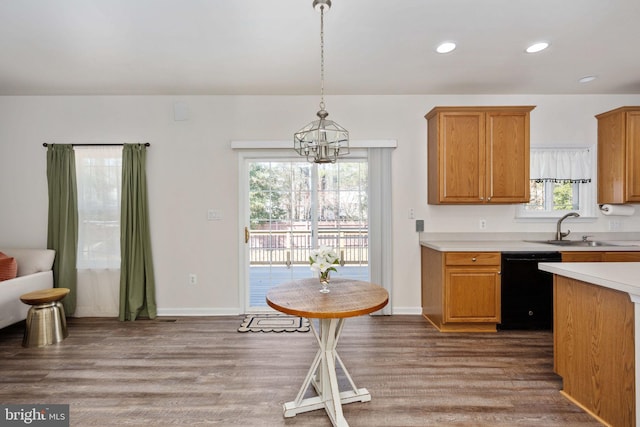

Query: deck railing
[249,229,368,266]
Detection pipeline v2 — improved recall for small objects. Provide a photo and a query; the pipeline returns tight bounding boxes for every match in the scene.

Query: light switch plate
[207,209,222,221]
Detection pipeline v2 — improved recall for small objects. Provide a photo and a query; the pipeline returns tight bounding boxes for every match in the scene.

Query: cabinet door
[438,112,485,203]
[485,111,530,203]
[597,111,626,203]
[596,108,640,204]
[445,268,500,322]
[626,111,640,201]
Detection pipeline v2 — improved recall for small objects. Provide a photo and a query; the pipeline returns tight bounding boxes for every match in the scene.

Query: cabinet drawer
[561,251,640,262]
[603,252,640,262]
[445,252,500,266]
[561,252,603,262]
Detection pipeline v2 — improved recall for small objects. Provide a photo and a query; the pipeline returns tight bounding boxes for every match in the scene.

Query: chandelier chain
[293,0,349,164]
[319,5,325,111]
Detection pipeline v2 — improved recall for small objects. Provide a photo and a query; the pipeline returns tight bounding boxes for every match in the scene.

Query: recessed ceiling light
[436,42,456,54]
[525,42,549,53]
[579,75,597,83]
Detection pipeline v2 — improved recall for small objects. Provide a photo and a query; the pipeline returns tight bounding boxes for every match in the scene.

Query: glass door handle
[285,252,292,269]
[244,227,250,244]
[340,250,345,267]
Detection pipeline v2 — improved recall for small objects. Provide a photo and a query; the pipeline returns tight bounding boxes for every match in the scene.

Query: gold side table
[20,288,70,347]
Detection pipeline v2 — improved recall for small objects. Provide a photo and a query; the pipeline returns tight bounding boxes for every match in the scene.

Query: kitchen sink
[525,240,616,247]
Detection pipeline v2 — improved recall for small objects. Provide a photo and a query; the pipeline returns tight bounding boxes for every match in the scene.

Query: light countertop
[420,239,640,252]
[539,262,640,298]
[419,232,640,252]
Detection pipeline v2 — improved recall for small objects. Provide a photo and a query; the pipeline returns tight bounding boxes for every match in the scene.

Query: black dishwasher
[498,252,561,330]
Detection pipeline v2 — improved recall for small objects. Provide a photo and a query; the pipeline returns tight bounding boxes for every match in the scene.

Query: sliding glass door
[243,158,369,311]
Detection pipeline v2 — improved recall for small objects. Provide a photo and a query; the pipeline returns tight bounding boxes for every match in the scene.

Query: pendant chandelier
[294,0,349,164]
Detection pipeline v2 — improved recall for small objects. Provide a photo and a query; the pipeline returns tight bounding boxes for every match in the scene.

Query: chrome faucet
[556,212,580,241]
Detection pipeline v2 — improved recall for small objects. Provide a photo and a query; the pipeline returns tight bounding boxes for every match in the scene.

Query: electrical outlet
[609,219,622,231]
[188,273,197,285]
[479,218,487,230]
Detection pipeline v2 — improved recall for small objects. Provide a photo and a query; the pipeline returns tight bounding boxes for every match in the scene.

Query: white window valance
[530,148,592,183]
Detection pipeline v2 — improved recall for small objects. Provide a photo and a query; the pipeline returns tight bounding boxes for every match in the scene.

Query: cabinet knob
[471,257,477,262]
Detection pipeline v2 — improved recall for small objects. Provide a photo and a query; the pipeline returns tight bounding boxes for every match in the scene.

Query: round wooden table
[266,278,389,427]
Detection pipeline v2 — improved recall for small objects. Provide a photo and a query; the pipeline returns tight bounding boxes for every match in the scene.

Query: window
[517,148,595,218]
[526,181,580,212]
[75,147,122,269]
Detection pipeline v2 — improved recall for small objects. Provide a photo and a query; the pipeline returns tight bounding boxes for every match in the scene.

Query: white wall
[1,94,639,315]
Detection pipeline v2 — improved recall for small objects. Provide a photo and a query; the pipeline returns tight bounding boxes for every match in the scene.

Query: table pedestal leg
[283,318,370,427]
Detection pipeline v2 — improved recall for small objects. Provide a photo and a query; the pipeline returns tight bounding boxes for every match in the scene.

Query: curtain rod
[42,143,150,147]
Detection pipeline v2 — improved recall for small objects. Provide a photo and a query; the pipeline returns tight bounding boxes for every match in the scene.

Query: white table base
[283,317,371,427]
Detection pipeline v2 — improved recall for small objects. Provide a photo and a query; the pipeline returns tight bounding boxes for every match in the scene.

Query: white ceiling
[1,0,639,96]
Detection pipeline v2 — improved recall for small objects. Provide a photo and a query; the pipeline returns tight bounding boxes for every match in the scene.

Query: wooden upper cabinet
[596,106,640,203]
[426,106,535,204]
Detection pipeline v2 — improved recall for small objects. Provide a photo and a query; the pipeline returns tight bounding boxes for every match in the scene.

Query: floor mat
[238,314,310,333]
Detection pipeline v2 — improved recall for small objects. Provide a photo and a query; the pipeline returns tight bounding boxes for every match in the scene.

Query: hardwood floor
[0,315,601,426]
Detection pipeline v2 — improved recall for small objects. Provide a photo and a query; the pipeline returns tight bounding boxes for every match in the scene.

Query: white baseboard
[158,307,423,317]
[157,308,241,317]
[74,307,118,317]
[74,307,421,317]
[391,307,423,315]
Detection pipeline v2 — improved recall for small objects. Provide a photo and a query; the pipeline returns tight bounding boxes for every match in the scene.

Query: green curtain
[119,144,157,321]
[46,144,78,315]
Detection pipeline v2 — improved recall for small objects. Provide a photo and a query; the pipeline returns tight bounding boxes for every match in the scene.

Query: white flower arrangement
[309,246,340,281]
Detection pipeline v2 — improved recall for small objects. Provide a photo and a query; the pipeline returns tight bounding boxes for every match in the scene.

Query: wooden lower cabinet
[605,252,640,261]
[421,248,640,334]
[562,251,640,262]
[554,275,635,426]
[421,247,501,332]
